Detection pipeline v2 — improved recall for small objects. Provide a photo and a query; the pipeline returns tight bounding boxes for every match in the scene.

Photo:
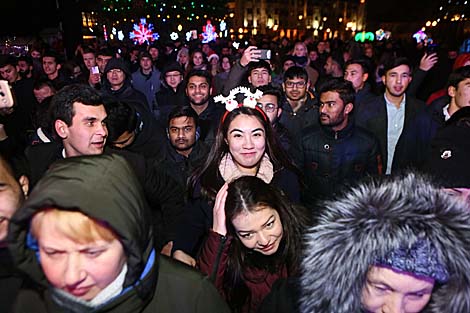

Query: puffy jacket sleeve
[198,230,232,294]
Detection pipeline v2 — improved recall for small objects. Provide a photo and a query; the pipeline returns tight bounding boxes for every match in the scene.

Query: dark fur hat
[300,173,470,313]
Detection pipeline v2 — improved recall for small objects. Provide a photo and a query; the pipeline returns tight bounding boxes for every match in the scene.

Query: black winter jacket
[291,121,382,205]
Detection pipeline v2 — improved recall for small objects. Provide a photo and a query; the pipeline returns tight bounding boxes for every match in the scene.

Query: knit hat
[103,58,131,77]
[161,62,184,77]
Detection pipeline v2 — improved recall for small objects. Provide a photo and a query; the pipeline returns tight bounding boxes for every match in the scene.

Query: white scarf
[218,153,274,184]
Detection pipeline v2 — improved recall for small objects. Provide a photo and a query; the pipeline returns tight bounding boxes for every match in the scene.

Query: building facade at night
[228,0,367,39]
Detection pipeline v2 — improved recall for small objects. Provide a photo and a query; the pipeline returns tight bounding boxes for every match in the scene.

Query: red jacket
[198,230,288,313]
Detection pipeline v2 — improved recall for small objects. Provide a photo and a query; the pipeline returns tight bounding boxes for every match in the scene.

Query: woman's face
[178,53,189,65]
[35,215,126,301]
[221,57,231,72]
[294,43,307,57]
[226,114,266,175]
[231,207,283,255]
[193,52,204,66]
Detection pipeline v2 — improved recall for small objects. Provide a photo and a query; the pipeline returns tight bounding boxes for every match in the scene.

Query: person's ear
[248,75,252,84]
[277,107,283,118]
[448,85,456,98]
[362,73,369,83]
[55,119,69,139]
[18,175,29,197]
[56,64,61,71]
[344,103,354,115]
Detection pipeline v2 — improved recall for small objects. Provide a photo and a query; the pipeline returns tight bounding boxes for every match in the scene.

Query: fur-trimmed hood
[300,173,470,313]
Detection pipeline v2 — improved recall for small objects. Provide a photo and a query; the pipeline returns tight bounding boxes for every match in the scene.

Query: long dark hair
[188,106,299,200]
[222,176,309,311]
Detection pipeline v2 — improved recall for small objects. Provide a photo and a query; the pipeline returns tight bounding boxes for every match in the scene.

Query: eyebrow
[82,117,99,122]
[229,128,264,134]
[237,214,275,233]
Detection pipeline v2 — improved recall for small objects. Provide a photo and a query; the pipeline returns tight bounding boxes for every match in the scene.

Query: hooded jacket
[299,173,470,313]
[8,154,230,313]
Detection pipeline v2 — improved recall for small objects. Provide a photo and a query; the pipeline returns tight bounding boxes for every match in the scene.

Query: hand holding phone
[0,80,14,111]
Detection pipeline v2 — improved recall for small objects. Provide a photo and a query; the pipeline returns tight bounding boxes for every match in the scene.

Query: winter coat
[131,67,161,111]
[356,95,426,174]
[8,154,230,313]
[291,120,382,204]
[23,142,185,249]
[279,93,319,139]
[300,174,470,312]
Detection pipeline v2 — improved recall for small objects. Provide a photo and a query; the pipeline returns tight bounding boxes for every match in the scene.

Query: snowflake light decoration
[170,32,179,40]
[129,18,159,45]
[413,30,427,44]
[200,20,217,43]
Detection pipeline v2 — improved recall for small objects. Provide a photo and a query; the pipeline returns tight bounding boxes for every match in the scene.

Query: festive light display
[354,31,374,42]
[170,32,179,40]
[201,20,217,43]
[375,29,391,41]
[129,18,160,44]
[413,30,428,43]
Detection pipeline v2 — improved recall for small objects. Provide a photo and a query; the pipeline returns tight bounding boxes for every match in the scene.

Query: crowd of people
[1,34,470,312]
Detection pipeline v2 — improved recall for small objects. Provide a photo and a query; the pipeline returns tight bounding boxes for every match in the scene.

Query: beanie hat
[103,58,131,77]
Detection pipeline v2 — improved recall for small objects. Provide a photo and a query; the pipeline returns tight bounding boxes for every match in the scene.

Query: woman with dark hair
[199,176,308,313]
[172,96,301,267]
[186,49,208,75]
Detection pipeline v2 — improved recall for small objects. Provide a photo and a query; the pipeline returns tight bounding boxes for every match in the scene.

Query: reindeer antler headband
[214,86,267,122]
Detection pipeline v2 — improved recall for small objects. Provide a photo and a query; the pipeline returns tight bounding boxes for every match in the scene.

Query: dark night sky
[0,0,442,36]
[367,0,440,23]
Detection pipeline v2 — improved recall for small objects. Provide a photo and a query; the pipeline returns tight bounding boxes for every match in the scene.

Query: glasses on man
[256,102,277,113]
[285,80,307,88]
[165,73,182,79]
[108,69,123,74]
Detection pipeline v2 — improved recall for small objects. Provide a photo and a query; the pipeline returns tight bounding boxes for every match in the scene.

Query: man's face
[56,102,107,157]
[185,75,211,106]
[42,57,60,76]
[382,64,412,99]
[149,47,159,60]
[449,78,470,110]
[17,61,32,77]
[164,70,183,90]
[106,69,126,90]
[130,50,139,62]
[221,47,231,55]
[202,44,211,56]
[319,90,351,130]
[344,63,368,92]
[34,86,55,103]
[324,56,337,75]
[248,67,271,88]
[139,57,153,72]
[168,116,197,155]
[96,55,112,73]
[82,53,96,70]
[0,64,20,84]
[0,161,24,245]
[317,41,326,53]
[283,77,308,101]
[361,266,434,313]
[256,94,280,124]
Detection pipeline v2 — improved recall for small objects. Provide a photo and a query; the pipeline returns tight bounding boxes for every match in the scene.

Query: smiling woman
[198,176,309,313]
[171,105,302,268]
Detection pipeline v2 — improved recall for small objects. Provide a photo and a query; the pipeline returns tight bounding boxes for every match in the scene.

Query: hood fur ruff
[300,173,470,313]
